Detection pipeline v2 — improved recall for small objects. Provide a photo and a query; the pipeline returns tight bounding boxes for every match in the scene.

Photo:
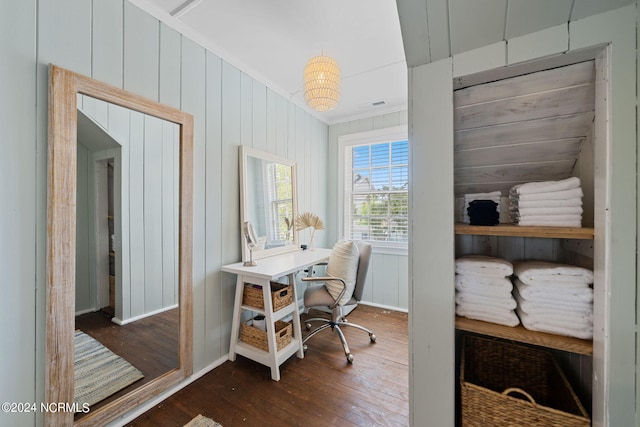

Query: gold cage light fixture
[303,55,341,112]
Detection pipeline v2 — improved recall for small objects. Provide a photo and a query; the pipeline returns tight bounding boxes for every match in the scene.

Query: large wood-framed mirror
[239,145,298,262]
[46,65,193,426]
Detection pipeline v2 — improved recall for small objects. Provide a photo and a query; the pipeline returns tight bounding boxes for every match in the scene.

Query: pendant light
[303,55,341,112]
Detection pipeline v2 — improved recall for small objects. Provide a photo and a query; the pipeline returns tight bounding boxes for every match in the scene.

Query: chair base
[302,315,376,363]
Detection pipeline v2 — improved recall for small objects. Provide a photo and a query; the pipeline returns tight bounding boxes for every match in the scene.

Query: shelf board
[455,223,594,239]
[455,316,592,355]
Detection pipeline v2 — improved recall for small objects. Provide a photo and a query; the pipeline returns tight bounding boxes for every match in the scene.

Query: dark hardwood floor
[74,308,179,422]
[128,305,409,427]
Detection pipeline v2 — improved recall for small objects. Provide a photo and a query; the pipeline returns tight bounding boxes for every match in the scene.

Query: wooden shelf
[455,316,592,355]
[455,223,594,239]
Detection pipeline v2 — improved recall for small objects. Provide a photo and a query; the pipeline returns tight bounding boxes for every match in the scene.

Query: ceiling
[397,0,635,68]
[133,0,633,125]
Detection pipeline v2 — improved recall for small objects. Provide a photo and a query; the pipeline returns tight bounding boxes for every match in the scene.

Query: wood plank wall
[0,2,37,427]
[0,1,328,424]
[328,111,409,310]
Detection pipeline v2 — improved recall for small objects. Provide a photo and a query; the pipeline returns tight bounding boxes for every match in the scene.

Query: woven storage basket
[240,319,292,352]
[460,335,590,427]
[242,282,293,311]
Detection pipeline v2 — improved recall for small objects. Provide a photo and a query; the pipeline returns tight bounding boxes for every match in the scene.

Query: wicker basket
[240,318,292,352]
[460,335,590,427]
[243,282,293,311]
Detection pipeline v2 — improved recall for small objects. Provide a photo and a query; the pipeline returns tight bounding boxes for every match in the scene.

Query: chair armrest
[302,276,346,308]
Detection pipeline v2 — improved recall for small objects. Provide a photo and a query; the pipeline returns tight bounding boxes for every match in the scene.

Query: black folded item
[467,199,499,226]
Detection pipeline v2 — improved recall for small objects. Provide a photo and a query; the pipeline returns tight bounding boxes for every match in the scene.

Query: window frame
[338,125,408,255]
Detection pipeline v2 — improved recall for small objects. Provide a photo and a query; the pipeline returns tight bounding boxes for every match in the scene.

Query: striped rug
[74,330,144,408]
[184,414,224,427]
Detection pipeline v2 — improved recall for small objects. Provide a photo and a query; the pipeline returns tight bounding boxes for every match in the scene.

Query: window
[267,162,293,241]
[339,126,408,252]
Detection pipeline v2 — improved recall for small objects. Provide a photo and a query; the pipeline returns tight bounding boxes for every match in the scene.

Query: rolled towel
[510,177,581,195]
[516,307,593,339]
[456,304,520,327]
[513,288,593,321]
[511,187,583,201]
[513,285,593,313]
[511,197,583,209]
[510,205,584,217]
[455,255,513,277]
[514,261,593,285]
[455,275,513,297]
[514,279,593,303]
[455,292,517,310]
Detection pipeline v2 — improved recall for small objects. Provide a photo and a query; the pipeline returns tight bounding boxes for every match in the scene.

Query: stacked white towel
[462,191,502,224]
[513,260,593,339]
[509,177,584,227]
[455,255,519,327]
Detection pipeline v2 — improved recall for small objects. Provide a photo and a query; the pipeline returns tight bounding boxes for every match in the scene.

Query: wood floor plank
[128,305,409,427]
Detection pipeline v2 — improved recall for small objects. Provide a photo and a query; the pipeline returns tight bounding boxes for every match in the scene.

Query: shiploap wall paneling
[1,1,328,425]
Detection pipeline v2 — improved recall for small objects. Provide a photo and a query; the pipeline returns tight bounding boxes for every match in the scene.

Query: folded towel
[511,197,583,209]
[468,200,500,226]
[514,261,593,284]
[513,286,593,313]
[510,205,584,217]
[510,177,581,196]
[455,275,513,297]
[511,187,584,202]
[456,304,520,327]
[512,214,582,227]
[514,279,593,303]
[513,287,593,321]
[455,255,513,277]
[516,307,593,339]
[511,213,582,222]
[463,192,501,224]
[455,292,517,310]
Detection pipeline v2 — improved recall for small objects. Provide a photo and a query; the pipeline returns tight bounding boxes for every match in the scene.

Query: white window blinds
[343,138,408,246]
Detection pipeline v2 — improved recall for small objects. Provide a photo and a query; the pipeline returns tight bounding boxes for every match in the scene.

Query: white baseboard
[75,307,98,316]
[107,354,229,427]
[112,304,179,325]
[359,300,409,313]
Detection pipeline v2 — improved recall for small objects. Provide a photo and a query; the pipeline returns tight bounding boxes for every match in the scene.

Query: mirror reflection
[240,146,298,261]
[73,95,179,419]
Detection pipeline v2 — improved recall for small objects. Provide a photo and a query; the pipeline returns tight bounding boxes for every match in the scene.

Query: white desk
[221,248,331,380]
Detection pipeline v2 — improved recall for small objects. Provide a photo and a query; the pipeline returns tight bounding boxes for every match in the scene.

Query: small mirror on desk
[239,146,299,262]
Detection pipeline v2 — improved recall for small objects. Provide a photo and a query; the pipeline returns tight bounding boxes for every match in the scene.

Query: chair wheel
[347,353,354,363]
[303,344,308,352]
[305,323,311,330]
[370,333,376,343]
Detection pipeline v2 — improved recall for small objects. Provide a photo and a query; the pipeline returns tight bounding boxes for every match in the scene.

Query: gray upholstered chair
[301,240,376,363]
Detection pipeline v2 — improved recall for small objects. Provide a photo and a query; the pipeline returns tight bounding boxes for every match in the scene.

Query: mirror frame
[46,65,193,427]
[239,145,298,262]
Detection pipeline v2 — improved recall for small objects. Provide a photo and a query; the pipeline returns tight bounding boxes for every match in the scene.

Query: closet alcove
[452,48,608,423]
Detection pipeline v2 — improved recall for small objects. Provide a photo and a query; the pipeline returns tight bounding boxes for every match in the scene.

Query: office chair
[301,240,376,363]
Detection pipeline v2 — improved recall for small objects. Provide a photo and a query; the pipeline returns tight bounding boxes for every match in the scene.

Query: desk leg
[289,273,305,359]
[262,279,280,381]
[228,275,245,362]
